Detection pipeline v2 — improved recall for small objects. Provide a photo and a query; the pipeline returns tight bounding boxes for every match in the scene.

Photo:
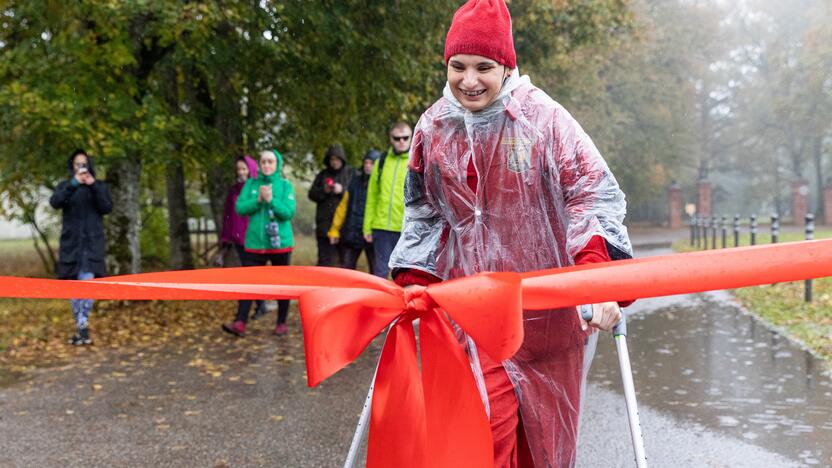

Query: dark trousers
[341,244,374,273]
[235,250,291,325]
[316,235,341,266]
[233,244,265,316]
[371,230,400,278]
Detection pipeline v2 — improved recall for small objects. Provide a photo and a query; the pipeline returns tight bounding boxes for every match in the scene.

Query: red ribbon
[2,240,832,467]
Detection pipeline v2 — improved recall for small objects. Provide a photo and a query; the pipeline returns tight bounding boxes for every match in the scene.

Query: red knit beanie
[444,0,516,69]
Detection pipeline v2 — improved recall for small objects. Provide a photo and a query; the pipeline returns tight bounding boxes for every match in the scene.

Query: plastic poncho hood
[390,70,632,466]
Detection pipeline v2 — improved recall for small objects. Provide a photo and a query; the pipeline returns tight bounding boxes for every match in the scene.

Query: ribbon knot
[402,285,435,317]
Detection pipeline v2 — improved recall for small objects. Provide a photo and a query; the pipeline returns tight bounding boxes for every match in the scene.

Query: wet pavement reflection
[591,258,832,466]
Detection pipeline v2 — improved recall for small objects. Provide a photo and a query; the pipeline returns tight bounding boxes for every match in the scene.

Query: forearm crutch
[582,305,648,467]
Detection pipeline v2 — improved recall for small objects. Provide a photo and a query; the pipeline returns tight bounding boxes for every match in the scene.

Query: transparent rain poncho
[390,70,632,467]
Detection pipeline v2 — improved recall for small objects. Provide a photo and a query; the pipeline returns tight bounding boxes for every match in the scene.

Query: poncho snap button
[474,209,482,216]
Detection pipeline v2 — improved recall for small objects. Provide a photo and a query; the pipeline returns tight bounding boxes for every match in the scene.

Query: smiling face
[259,152,277,176]
[447,54,510,112]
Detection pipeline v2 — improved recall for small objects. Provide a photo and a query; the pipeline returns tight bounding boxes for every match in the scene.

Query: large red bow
[1,240,832,467]
[300,273,523,467]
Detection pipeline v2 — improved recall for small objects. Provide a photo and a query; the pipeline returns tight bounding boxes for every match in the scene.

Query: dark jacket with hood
[49,154,114,279]
[308,146,353,237]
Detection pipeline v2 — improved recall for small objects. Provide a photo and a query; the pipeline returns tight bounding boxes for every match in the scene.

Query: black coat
[308,154,353,238]
[49,156,113,279]
[341,170,370,248]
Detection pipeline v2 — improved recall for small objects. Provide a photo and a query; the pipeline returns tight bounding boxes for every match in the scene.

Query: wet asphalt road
[1,247,830,467]
[579,291,829,467]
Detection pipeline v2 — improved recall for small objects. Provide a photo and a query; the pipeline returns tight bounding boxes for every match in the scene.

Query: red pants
[480,334,585,468]
[480,351,535,468]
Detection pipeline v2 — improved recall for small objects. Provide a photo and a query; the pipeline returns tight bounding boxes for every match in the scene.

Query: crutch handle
[580,304,594,321]
[579,304,628,336]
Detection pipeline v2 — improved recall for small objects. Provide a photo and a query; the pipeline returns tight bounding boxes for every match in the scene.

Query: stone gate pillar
[791,180,809,225]
[697,180,712,218]
[668,181,682,229]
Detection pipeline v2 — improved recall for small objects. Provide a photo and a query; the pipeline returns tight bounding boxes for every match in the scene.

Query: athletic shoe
[273,323,289,336]
[68,327,92,346]
[222,320,246,337]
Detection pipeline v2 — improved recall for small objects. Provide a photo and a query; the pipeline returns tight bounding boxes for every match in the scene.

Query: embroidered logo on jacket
[501,137,532,173]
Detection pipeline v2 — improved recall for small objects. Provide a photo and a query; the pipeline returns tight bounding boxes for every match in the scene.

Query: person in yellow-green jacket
[222,149,296,337]
[363,122,411,278]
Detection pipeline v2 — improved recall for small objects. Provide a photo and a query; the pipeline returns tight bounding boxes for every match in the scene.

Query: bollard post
[750,214,757,246]
[711,215,718,250]
[771,213,780,244]
[721,215,728,248]
[733,214,740,247]
[690,215,696,246]
[693,215,699,249]
[805,213,815,302]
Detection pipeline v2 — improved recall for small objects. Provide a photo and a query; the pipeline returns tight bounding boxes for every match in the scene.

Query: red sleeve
[575,235,634,307]
[394,269,442,287]
[573,235,611,265]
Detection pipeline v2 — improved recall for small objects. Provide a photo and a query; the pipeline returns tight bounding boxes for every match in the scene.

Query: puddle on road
[590,294,832,466]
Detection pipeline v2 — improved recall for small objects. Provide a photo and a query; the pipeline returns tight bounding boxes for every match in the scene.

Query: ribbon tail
[368,321,427,468]
[421,310,494,468]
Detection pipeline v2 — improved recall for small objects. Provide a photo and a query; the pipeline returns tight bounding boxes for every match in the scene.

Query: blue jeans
[371,230,401,279]
[70,271,95,330]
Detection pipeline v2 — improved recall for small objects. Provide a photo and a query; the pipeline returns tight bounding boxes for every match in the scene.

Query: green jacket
[363,148,407,234]
[236,150,296,252]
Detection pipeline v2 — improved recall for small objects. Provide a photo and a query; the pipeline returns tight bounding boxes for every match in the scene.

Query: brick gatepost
[697,180,712,218]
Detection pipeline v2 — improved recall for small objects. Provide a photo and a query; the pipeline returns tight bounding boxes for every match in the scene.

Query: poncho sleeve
[552,106,633,259]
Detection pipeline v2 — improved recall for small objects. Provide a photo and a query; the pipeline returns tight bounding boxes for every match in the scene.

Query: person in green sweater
[363,121,411,278]
[222,149,296,337]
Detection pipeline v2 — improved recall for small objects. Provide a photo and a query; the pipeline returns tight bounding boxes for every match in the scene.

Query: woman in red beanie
[389,0,634,466]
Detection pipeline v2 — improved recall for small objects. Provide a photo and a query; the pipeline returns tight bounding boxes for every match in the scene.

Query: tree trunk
[166,160,194,270]
[209,37,242,246]
[105,158,142,275]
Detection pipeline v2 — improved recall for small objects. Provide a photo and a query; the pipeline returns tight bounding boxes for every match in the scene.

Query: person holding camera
[307,145,352,266]
[49,149,113,346]
[222,149,296,337]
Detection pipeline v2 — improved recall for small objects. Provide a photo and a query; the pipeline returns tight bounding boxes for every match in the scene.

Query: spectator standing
[363,123,411,278]
[308,145,352,266]
[49,149,113,346]
[222,149,296,337]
